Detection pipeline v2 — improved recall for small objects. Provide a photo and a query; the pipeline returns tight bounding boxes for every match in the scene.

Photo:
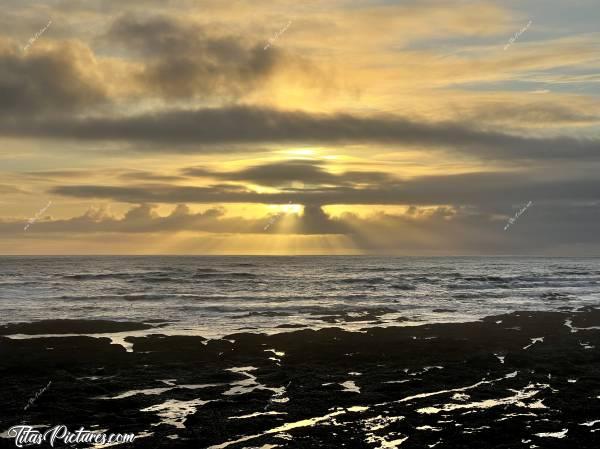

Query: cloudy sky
[1,0,599,255]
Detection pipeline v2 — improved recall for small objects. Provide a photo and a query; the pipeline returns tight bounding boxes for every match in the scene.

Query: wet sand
[1,309,600,448]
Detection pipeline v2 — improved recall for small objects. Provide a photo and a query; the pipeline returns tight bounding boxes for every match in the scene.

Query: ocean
[2,256,600,447]
[2,256,599,338]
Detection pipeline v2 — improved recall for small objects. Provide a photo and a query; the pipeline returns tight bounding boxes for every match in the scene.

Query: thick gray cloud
[4,201,600,255]
[299,204,349,234]
[4,106,599,161]
[48,171,600,207]
[182,160,396,187]
[0,44,108,116]
[0,203,342,235]
[103,13,282,99]
[2,204,227,234]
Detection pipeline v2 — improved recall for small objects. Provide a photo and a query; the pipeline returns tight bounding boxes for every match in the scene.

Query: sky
[1,0,599,255]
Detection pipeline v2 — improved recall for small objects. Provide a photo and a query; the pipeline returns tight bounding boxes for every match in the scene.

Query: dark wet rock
[125,335,207,356]
[571,307,600,327]
[308,307,396,324]
[1,310,600,448]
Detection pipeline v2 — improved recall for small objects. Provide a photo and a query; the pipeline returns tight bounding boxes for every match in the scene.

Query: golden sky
[1,0,600,254]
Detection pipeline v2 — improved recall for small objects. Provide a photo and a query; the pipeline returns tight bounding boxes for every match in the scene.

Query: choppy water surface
[1,256,600,337]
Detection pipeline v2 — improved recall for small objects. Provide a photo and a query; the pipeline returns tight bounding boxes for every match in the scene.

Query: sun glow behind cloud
[1,0,600,254]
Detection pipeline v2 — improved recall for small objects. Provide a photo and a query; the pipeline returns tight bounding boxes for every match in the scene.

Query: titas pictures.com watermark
[23,381,51,411]
[8,425,136,448]
[23,20,52,53]
[264,201,293,231]
[24,201,52,231]
[264,20,292,50]
[504,20,532,50]
[504,201,533,231]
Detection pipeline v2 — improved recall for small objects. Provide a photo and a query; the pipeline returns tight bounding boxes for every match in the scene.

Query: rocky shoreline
[2,309,600,448]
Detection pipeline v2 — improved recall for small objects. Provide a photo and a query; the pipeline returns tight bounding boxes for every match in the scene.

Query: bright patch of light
[287,204,302,214]
[270,202,302,214]
[283,148,317,156]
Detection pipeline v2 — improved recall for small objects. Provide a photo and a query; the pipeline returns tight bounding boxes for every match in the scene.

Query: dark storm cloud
[103,13,281,99]
[299,204,350,234]
[458,102,600,125]
[0,43,107,116]
[106,13,235,56]
[4,106,599,161]
[49,171,600,206]
[182,160,395,187]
